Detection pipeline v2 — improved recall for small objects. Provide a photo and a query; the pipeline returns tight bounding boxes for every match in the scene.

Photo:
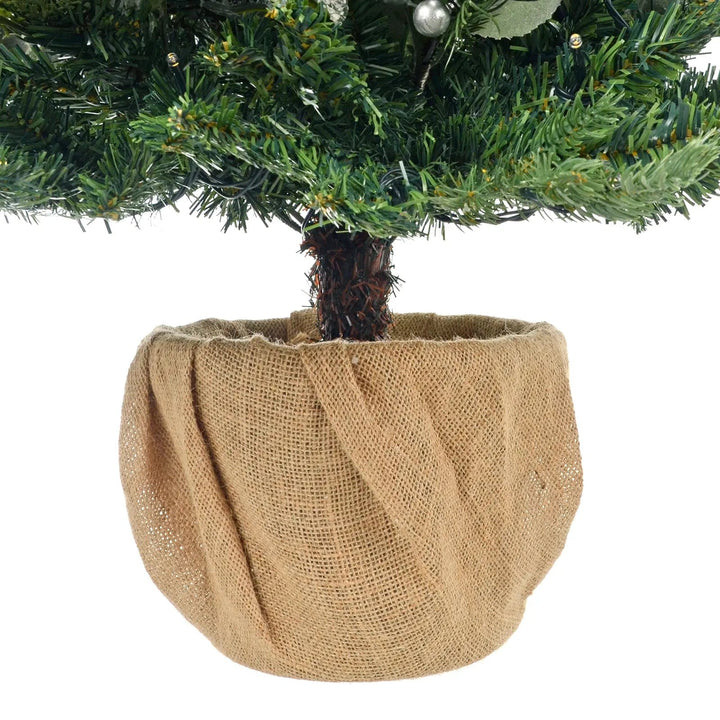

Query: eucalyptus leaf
[477,0,562,39]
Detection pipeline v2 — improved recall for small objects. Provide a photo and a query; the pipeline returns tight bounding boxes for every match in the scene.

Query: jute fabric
[119,308,582,681]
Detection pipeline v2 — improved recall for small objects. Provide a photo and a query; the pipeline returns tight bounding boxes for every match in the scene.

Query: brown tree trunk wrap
[300,222,399,341]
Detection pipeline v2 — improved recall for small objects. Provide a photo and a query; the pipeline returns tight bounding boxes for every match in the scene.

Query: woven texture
[119,308,582,681]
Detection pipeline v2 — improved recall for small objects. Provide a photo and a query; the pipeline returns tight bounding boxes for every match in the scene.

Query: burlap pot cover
[119,308,582,682]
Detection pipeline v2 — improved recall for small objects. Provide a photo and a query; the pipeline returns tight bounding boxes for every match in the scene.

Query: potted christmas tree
[2,0,718,681]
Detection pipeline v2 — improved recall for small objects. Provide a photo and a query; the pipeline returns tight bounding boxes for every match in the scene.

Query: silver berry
[413,0,452,38]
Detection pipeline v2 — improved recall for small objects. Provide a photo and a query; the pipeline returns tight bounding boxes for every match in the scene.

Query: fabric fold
[144,333,275,651]
[298,343,472,600]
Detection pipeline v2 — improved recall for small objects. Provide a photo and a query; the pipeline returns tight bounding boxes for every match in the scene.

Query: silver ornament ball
[413,0,451,38]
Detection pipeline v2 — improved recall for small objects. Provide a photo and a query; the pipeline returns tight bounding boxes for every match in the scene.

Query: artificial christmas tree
[2,0,718,680]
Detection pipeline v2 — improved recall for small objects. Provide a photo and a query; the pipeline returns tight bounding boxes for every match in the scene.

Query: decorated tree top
[2,0,720,338]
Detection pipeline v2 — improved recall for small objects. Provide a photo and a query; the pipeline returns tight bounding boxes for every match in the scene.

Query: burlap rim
[148,307,556,351]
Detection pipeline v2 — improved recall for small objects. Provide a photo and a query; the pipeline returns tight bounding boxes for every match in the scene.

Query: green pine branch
[2,0,720,236]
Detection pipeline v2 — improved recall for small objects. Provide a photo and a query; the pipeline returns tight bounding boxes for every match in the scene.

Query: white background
[2,42,720,720]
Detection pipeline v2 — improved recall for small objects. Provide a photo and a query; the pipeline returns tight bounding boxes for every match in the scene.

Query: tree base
[119,309,583,681]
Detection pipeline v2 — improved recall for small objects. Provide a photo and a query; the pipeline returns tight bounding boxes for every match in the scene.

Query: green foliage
[2,0,720,236]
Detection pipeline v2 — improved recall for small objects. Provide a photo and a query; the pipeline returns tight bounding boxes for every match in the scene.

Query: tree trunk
[300,222,400,341]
